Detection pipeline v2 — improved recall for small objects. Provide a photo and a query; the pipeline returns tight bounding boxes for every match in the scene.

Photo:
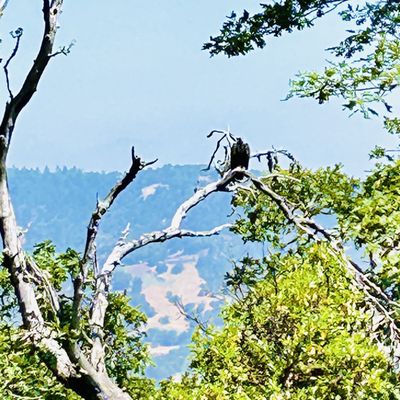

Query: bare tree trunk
[0,2,134,398]
[0,162,131,395]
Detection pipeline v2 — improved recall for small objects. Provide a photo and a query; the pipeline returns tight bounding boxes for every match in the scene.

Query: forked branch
[71,147,155,331]
[88,168,241,371]
[0,0,63,150]
[3,27,23,99]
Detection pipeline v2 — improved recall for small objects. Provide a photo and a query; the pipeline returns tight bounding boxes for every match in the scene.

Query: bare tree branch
[0,0,63,151]
[71,147,151,332]
[175,298,209,333]
[49,39,76,58]
[0,0,92,394]
[251,148,296,163]
[0,0,10,17]
[3,27,23,99]
[0,0,73,377]
[204,129,237,172]
[88,168,241,371]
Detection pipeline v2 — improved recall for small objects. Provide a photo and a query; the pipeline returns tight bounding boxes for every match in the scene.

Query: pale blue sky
[1,1,397,174]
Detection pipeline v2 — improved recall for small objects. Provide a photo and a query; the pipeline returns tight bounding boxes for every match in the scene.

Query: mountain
[8,165,255,380]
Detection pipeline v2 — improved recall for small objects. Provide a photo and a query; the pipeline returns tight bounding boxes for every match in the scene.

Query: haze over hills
[8,165,257,379]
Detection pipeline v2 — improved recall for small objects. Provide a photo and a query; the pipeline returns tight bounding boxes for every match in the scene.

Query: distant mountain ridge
[8,165,252,379]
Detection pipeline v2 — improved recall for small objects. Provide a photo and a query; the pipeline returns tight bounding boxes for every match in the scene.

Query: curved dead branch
[88,168,241,372]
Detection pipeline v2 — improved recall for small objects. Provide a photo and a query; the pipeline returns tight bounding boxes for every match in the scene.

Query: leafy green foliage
[32,241,73,290]
[234,159,400,308]
[0,242,155,398]
[104,293,155,398]
[0,324,80,399]
[286,1,400,154]
[0,249,78,399]
[384,116,400,136]
[207,0,400,159]
[232,164,357,245]
[338,161,400,300]
[158,157,400,398]
[159,244,399,399]
[204,1,346,57]
[288,34,400,118]
[0,254,17,322]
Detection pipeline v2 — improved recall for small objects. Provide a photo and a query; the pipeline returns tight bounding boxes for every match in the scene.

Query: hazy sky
[0,1,397,174]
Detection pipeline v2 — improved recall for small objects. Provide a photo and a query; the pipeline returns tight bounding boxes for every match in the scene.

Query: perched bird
[230,138,250,178]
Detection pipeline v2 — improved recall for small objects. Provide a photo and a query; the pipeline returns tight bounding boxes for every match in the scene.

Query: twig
[3,28,23,99]
[0,0,10,17]
[49,40,76,58]
[251,148,296,173]
[175,299,209,333]
[204,129,236,171]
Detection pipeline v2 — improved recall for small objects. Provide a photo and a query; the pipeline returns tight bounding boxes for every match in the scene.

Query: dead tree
[0,3,243,399]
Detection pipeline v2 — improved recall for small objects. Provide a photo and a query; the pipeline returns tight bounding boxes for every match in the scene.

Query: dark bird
[230,138,250,178]
[267,152,274,173]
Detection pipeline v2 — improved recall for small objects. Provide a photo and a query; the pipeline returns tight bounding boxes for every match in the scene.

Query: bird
[230,138,250,178]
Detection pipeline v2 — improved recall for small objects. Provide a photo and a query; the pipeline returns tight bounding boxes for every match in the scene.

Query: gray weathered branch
[0,2,133,399]
[0,1,76,385]
[88,168,240,371]
[71,148,152,331]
